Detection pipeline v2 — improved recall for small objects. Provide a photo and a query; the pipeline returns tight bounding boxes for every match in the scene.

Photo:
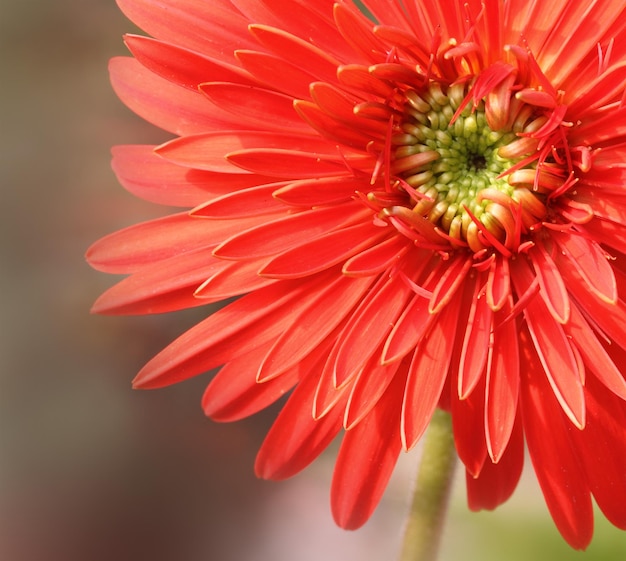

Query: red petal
[249,24,341,85]
[570,105,626,145]
[254,366,346,480]
[337,64,395,99]
[580,216,626,254]
[199,82,310,133]
[401,291,462,450]
[428,254,473,313]
[203,339,329,423]
[484,302,520,462]
[312,335,350,419]
[486,253,511,311]
[342,235,410,277]
[552,230,617,305]
[191,182,290,218]
[124,34,255,91]
[458,276,492,399]
[331,368,405,529]
[202,341,291,422]
[117,0,255,64]
[536,0,626,89]
[333,268,415,387]
[273,176,363,207]
[294,100,374,149]
[110,57,232,136]
[111,145,275,206]
[193,258,277,301]
[213,202,367,259]
[86,212,267,273]
[381,287,437,365]
[565,303,626,400]
[343,354,406,430]
[310,82,383,134]
[467,414,524,511]
[230,0,356,62]
[227,147,373,178]
[520,332,593,550]
[257,274,374,382]
[451,373,487,478]
[91,248,226,315]
[529,241,570,324]
[568,61,626,114]
[156,130,332,173]
[572,376,626,530]
[333,3,388,62]
[235,50,317,100]
[132,274,333,388]
[511,258,585,428]
[563,259,626,350]
[259,221,387,279]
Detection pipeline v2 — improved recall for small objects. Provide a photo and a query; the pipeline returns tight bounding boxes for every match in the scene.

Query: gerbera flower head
[89,0,626,549]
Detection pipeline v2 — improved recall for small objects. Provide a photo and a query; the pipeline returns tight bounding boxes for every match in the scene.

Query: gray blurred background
[2,1,626,560]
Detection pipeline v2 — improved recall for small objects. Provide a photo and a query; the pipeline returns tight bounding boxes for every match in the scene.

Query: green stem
[398,409,457,561]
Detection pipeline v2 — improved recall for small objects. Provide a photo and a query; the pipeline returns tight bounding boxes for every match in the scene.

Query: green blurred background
[1,1,625,559]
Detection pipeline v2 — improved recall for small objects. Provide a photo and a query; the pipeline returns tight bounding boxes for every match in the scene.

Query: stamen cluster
[361,74,558,254]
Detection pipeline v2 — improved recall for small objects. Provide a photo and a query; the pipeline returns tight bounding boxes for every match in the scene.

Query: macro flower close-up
[88,0,626,556]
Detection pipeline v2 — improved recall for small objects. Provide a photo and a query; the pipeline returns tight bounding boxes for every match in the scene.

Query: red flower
[89,0,626,549]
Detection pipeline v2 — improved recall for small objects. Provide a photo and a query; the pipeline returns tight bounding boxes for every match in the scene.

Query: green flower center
[379,81,548,253]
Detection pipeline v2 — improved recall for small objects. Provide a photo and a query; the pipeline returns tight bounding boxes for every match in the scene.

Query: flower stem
[398,409,457,561]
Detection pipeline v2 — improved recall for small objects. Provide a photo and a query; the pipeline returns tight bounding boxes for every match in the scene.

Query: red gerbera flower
[89,0,626,550]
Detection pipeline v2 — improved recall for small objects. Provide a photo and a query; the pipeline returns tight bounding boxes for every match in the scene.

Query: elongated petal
[452,373,487,477]
[552,229,617,305]
[117,0,255,63]
[227,147,374,178]
[133,273,334,388]
[156,130,333,173]
[485,302,520,462]
[467,414,524,510]
[511,257,585,428]
[214,202,368,259]
[401,291,462,450]
[92,249,226,314]
[257,274,374,382]
[193,258,276,301]
[331,368,405,529]
[110,57,233,136]
[528,241,570,324]
[199,82,310,133]
[235,50,317,100]
[249,25,342,85]
[124,34,255,91]
[382,289,436,365]
[255,367,346,480]
[520,330,593,550]
[429,254,473,313]
[192,183,290,219]
[571,376,626,530]
[486,253,511,311]
[259,221,387,279]
[458,276,492,399]
[203,337,333,422]
[86,212,268,273]
[342,235,410,277]
[273,176,363,207]
[333,268,415,386]
[111,145,267,206]
[343,354,406,430]
[565,303,626,400]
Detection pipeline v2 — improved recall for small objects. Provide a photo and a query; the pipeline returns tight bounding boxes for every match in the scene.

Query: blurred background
[1,1,626,560]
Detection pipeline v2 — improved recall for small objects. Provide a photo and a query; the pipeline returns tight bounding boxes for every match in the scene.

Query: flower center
[365,79,551,254]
